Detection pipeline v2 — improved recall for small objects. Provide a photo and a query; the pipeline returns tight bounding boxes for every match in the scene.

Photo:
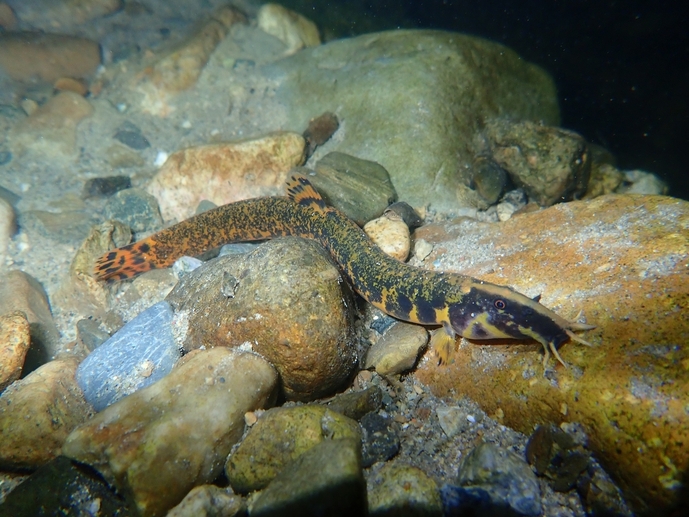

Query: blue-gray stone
[453,442,542,516]
[75,301,180,411]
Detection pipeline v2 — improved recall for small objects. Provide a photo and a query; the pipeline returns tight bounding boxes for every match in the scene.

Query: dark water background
[284,0,689,200]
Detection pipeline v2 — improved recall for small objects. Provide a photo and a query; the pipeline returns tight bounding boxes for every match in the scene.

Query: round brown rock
[166,238,358,401]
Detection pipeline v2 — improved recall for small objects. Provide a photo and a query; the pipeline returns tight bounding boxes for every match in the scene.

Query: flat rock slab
[415,194,689,514]
[266,29,559,211]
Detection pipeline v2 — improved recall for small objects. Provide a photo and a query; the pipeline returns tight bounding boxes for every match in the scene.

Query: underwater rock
[617,169,668,195]
[226,405,361,493]
[103,187,162,233]
[113,121,151,150]
[364,321,428,376]
[0,270,60,371]
[0,33,100,83]
[360,412,400,467]
[147,131,305,221]
[0,4,16,29]
[133,5,245,115]
[0,456,131,516]
[307,151,398,226]
[267,30,558,211]
[9,91,94,162]
[82,175,132,199]
[63,348,277,517]
[526,423,591,492]
[257,3,320,56]
[167,484,243,517]
[364,210,411,262]
[166,238,358,401]
[323,386,383,421]
[455,442,542,516]
[8,0,121,29]
[415,194,689,513]
[249,438,366,517]
[56,219,131,316]
[367,463,443,517]
[483,119,591,206]
[303,111,339,158]
[0,356,92,469]
[53,76,89,96]
[75,301,180,411]
[0,311,30,392]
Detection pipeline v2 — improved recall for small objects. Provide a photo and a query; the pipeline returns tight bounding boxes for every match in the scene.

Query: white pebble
[364,214,411,262]
[154,151,169,167]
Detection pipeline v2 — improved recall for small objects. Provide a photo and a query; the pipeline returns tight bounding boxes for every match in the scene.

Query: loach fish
[94,175,594,367]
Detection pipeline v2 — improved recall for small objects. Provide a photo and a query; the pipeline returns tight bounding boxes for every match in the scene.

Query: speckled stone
[0,311,30,392]
[483,119,591,206]
[415,194,689,514]
[367,463,443,517]
[147,132,305,221]
[166,485,243,517]
[166,238,358,401]
[226,405,361,493]
[103,187,162,233]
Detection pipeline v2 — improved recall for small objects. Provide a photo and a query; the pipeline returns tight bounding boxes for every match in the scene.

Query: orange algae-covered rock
[414,194,689,514]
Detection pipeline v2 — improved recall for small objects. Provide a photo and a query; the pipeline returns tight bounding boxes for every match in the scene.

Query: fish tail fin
[93,237,159,281]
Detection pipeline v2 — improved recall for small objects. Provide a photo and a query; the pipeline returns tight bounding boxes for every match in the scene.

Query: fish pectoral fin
[430,323,457,366]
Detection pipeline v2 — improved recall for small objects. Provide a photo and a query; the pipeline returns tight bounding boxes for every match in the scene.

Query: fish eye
[494,299,506,310]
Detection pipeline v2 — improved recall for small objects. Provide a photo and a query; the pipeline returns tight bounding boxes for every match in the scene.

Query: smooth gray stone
[75,301,180,411]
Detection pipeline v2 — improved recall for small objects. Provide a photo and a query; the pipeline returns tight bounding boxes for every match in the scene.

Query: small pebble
[103,187,162,232]
[154,150,169,166]
[20,98,39,116]
[364,212,411,262]
[113,121,150,150]
[414,239,434,261]
[82,176,132,199]
[360,412,400,467]
[53,77,88,96]
[364,321,428,376]
[453,442,542,516]
[172,255,204,277]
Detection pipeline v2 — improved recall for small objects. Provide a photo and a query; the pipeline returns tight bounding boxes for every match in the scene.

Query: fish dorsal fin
[286,174,327,213]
